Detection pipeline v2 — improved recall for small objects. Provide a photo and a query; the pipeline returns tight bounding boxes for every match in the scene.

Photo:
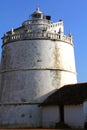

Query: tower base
[0,103,42,128]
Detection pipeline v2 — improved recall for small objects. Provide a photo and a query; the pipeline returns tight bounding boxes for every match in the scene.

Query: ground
[0,129,86,130]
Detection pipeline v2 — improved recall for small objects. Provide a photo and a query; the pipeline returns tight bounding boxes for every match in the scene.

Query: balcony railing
[22,19,51,26]
[2,32,73,45]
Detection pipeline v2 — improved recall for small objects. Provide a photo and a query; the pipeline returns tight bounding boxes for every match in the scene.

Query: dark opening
[46,16,51,20]
[60,105,64,122]
[32,14,41,19]
[84,122,87,129]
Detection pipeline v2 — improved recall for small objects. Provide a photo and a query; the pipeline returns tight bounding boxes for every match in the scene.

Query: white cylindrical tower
[0,8,77,128]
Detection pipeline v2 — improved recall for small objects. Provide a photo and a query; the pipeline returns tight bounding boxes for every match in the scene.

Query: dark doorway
[60,105,64,122]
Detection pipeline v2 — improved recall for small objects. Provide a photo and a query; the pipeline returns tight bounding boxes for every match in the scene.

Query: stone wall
[1,40,77,103]
[0,104,41,128]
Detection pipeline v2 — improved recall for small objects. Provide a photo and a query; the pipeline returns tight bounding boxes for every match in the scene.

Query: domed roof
[31,8,43,16]
[31,8,44,20]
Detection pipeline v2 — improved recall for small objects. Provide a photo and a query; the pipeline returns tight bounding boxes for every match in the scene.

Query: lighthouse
[0,8,77,128]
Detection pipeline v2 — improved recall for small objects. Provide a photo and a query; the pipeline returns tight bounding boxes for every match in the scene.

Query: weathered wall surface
[64,105,85,128]
[1,40,77,103]
[0,70,76,103]
[2,40,76,72]
[42,106,60,128]
[0,104,41,128]
[0,70,58,103]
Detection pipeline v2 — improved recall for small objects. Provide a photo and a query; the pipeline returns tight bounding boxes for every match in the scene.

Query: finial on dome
[35,7,42,14]
[36,7,40,11]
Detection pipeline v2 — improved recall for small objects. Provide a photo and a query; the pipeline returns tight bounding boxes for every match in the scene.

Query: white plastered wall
[64,105,85,129]
[42,106,60,128]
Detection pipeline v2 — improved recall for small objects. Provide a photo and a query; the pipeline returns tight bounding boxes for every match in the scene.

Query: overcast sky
[0,0,87,82]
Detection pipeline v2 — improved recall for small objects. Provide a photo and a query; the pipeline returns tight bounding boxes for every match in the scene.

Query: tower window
[33,14,41,19]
